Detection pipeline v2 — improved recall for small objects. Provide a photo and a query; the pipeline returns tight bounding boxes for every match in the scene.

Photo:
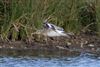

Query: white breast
[46,30,61,37]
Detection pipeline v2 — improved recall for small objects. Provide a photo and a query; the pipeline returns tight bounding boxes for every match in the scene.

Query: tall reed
[0,0,99,41]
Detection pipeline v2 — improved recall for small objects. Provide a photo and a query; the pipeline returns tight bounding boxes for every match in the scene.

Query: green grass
[96,0,100,35]
[0,0,99,41]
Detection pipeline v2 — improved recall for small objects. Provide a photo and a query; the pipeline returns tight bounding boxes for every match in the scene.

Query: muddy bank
[0,48,81,57]
[0,34,100,55]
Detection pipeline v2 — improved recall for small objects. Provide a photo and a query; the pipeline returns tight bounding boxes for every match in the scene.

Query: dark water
[0,49,100,67]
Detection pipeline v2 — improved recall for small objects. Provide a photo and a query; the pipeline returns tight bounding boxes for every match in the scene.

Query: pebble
[10,47,14,49]
[88,44,95,47]
[24,47,27,49]
[80,42,84,48]
[85,41,88,44]
[0,46,2,48]
[67,42,71,45]
[96,48,100,51]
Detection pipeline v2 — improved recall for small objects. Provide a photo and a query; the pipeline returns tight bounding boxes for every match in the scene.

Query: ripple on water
[0,53,100,67]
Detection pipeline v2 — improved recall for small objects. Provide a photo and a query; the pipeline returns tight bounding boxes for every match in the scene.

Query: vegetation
[0,0,100,41]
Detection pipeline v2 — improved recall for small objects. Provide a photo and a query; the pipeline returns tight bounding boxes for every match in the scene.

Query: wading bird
[43,21,70,37]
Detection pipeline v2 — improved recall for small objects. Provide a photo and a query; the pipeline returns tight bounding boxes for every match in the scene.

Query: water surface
[0,49,100,67]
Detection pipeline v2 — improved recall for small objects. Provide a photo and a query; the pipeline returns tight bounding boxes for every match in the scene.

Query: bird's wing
[50,24,64,31]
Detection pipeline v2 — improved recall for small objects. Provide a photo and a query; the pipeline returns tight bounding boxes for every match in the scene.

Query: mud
[0,33,100,55]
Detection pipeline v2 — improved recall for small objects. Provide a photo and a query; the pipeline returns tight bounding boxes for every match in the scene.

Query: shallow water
[0,50,100,67]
